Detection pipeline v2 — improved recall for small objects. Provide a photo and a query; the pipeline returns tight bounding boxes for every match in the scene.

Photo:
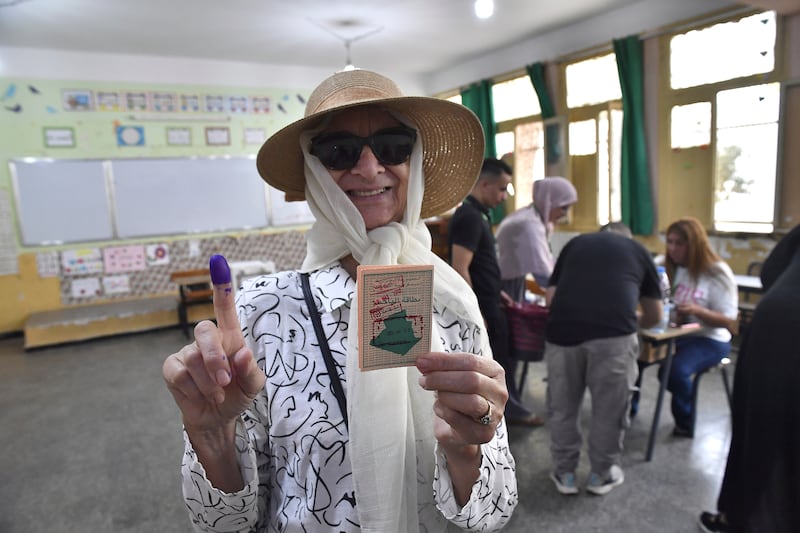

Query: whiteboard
[11,159,114,245]
[111,158,269,238]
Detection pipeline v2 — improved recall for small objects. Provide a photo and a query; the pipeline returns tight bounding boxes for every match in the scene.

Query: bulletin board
[111,157,269,238]
[10,159,114,245]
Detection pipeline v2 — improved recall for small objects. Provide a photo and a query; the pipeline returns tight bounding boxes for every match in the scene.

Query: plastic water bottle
[655,266,671,332]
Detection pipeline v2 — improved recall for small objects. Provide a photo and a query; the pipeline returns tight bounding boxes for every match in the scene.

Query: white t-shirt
[671,261,739,343]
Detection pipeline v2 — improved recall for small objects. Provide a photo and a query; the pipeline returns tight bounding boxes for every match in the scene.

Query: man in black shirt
[449,158,544,426]
[545,222,662,495]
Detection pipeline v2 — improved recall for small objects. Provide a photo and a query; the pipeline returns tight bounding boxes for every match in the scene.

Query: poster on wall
[180,94,201,112]
[252,96,270,113]
[62,89,94,111]
[125,92,149,112]
[44,127,76,148]
[62,248,104,275]
[103,245,146,273]
[229,95,248,113]
[36,251,61,278]
[96,91,123,111]
[117,125,145,146]
[145,243,170,265]
[205,127,230,146]
[152,92,177,112]
[71,277,102,298]
[205,95,226,112]
[102,275,131,294]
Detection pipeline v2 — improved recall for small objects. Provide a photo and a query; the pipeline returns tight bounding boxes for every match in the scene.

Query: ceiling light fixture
[474,0,494,19]
[309,18,383,71]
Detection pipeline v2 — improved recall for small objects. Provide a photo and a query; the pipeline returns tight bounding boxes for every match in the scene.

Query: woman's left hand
[416,352,508,447]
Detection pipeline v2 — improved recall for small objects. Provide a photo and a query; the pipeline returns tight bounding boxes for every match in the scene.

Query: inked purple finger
[210,254,232,294]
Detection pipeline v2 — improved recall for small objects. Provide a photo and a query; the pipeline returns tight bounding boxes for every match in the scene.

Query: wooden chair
[169,269,214,338]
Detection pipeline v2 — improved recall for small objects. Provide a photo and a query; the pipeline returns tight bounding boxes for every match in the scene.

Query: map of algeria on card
[357,264,433,371]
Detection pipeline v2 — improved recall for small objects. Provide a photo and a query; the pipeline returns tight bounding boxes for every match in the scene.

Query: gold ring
[478,397,492,425]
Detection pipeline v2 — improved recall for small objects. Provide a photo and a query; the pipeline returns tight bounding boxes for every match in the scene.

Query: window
[714,83,780,232]
[666,10,780,233]
[491,76,541,122]
[670,11,776,90]
[568,119,597,156]
[598,109,623,226]
[510,122,545,210]
[671,102,712,149]
[564,53,623,228]
[565,53,621,109]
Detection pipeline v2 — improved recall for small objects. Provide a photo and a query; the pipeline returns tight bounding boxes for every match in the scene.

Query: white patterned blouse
[180,262,518,532]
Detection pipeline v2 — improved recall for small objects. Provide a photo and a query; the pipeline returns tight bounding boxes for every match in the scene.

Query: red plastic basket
[506,302,548,361]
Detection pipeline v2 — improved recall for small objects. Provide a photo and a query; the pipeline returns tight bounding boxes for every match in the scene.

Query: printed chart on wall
[103,245,146,273]
[357,264,433,371]
[62,248,103,275]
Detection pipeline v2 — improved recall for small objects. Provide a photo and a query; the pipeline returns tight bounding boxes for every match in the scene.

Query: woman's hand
[416,352,508,446]
[162,255,265,491]
[676,301,733,329]
[416,352,508,504]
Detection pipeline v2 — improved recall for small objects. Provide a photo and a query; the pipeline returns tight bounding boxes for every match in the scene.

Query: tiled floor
[0,328,733,532]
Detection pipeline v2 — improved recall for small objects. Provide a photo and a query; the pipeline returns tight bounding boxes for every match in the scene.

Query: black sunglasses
[309,126,417,170]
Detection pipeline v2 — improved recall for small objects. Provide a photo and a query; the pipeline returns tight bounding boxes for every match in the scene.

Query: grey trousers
[545,333,639,477]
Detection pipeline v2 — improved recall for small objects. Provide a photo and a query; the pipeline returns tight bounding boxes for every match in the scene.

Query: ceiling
[0,0,644,78]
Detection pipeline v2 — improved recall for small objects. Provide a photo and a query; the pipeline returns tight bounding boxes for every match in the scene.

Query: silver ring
[478,397,492,425]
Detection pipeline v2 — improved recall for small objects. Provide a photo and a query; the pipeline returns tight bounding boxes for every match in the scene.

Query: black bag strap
[300,272,348,430]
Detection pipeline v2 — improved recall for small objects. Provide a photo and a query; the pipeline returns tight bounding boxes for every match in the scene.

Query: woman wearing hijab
[496,177,579,302]
[162,69,517,532]
[699,224,800,533]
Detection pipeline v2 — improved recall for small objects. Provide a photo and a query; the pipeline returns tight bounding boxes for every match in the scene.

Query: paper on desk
[357,264,433,371]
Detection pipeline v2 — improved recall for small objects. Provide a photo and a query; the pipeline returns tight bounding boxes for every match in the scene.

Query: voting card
[357,264,433,371]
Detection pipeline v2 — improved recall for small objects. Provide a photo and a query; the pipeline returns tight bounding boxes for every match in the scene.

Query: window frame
[659,8,785,234]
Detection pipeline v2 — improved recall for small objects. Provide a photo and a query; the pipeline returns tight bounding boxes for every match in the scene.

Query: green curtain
[526,63,554,119]
[526,62,561,165]
[461,79,504,221]
[613,35,654,235]
[460,79,496,158]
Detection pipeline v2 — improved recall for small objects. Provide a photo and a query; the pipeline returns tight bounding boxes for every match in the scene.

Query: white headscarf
[298,115,489,532]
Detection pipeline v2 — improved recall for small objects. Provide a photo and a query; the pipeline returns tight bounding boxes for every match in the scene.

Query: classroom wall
[0,75,314,334]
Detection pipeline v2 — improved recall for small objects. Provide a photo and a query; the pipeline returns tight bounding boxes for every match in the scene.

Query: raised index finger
[209,254,245,354]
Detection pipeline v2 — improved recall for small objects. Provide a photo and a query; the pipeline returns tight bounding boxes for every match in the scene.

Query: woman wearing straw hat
[163,69,517,532]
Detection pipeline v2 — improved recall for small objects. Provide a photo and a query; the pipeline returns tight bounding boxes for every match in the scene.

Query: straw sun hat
[256,69,485,219]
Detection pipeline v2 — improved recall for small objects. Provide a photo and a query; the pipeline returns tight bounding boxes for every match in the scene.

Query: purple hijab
[533,177,578,230]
